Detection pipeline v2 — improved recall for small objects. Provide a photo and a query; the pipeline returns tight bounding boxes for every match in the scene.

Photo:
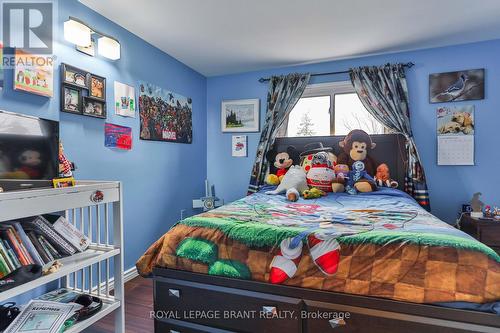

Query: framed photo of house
[221,99,260,132]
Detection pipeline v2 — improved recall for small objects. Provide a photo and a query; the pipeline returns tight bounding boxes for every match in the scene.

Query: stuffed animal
[266,165,308,202]
[266,146,298,185]
[17,150,43,179]
[374,163,398,188]
[346,161,375,195]
[59,141,74,177]
[306,151,335,192]
[337,129,377,193]
[302,187,326,199]
[331,164,349,193]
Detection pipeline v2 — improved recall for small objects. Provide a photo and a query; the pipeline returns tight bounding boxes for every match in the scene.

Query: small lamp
[98,36,121,60]
[64,18,92,47]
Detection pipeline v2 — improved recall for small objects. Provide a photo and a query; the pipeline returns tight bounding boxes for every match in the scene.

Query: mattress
[136,187,500,305]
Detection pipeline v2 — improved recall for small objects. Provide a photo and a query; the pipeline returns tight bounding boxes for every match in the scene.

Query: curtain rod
[257,62,415,83]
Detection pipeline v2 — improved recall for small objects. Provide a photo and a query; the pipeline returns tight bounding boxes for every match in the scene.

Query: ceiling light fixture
[98,35,121,60]
[64,16,121,60]
[64,18,91,47]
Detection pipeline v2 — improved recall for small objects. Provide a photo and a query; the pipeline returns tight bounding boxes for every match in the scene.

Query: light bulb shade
[64,19,92,47]
[98,36,121,60]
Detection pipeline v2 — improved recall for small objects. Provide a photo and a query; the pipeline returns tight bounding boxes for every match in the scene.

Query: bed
[137,134,500,333]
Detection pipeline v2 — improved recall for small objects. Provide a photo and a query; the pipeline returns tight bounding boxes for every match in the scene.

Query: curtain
[247,73,310,194]
[350,64,431,211]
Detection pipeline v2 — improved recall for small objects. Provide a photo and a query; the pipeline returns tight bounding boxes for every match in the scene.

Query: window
[285,81,385,137]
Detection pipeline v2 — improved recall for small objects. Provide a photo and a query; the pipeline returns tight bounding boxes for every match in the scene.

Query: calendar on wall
[436,105,475,165]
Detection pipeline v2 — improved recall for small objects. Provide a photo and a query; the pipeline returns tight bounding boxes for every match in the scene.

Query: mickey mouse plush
[265,146,299,186]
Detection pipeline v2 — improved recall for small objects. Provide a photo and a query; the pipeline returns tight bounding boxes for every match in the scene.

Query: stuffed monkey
[337,129,377,192]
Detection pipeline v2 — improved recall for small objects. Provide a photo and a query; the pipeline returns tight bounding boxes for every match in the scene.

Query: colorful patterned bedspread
[136,188,500,304]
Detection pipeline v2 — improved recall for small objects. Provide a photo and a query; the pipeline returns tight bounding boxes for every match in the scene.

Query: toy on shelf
[470,192,484,218]
[58,141,75,178]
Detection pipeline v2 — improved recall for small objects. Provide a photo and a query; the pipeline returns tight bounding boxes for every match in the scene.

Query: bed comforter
[136,188,500,304]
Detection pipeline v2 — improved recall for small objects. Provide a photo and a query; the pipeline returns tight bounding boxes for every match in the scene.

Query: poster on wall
[232,135,247,157]
[114,81,136,117]
[437,105,474,165]
[104,123,132,150]
[0,42,3,89]
[138,81,192,144]
[429,69,484,103]
[14,49,54,97]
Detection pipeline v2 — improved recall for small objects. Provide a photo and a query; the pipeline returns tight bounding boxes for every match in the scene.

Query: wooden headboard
[273,134,407,191]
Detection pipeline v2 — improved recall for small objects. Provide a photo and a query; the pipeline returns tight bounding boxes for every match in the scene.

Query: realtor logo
[2,1,53,53]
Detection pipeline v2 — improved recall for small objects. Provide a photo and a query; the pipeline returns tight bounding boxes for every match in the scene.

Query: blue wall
[207,39,500,224]
[0,0,207,273]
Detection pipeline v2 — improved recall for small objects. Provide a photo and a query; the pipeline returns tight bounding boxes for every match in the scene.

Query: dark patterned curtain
[350,64,431,211]
[248,73,310,194]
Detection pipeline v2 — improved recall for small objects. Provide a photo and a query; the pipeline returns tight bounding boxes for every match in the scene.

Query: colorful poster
[104,123,132,150]
[138,81,192,144]
[114,81,136,117]
[437,105,474,165]
[14,49,54,97]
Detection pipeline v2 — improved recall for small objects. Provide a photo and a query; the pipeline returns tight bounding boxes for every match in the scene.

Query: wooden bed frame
[151,134,499,332]
[152,268,500,332]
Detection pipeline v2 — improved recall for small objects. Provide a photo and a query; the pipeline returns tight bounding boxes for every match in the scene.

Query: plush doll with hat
[305,151,336,192]
[265,146,299,186]
[300,142,336,174]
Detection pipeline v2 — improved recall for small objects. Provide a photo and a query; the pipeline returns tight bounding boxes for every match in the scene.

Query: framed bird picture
[429,69,484,103]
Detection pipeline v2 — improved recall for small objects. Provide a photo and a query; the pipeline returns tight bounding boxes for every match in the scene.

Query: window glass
[286,96,330,137]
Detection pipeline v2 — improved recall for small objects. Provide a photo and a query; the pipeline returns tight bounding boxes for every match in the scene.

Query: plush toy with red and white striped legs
[269,234,341,284]
[269,238,303,284]
[307,233,341,275]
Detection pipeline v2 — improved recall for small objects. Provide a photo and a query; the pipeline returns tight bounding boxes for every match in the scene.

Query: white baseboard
[93,266,139,294]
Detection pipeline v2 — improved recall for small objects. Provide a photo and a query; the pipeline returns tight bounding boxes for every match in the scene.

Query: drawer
[155,318,235,333]
[304,300,472,333]
[154,278,302,333]
[478,225,500,246]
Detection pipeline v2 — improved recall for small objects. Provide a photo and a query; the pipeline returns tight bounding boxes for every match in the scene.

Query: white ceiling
[80,0,500,77]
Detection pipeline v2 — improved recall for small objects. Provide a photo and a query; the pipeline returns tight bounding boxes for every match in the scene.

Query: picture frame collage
[60,63,107,119]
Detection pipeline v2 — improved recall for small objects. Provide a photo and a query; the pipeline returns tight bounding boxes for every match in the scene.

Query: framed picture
[83,97,106,119]
[114,81,135,117]
[221,99,260,132]
[61,86,82,114]
[14,49,54,97]
[429,69,484,103]
[90,74,106,100]
[138,81,193,144]
[61,63,88,88]
[232,135,247,157]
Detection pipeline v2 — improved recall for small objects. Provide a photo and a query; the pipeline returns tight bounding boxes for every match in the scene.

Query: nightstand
[459,213,500,254]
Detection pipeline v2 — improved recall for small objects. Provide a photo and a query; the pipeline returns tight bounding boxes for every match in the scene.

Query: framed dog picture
[83,97,107,119]
[221,99,260,132]
[90,74,106,100]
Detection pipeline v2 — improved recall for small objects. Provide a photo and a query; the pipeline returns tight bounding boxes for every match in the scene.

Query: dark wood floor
[84,276,154,333]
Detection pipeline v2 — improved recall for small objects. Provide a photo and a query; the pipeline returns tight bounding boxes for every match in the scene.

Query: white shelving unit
[0,181,124,333]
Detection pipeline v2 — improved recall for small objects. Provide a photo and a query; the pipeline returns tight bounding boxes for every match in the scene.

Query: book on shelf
[0,227,32,266]
[47,214,90,252]
[22,216,77,256]
[3,300,82,333]
[9,222,45,266]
